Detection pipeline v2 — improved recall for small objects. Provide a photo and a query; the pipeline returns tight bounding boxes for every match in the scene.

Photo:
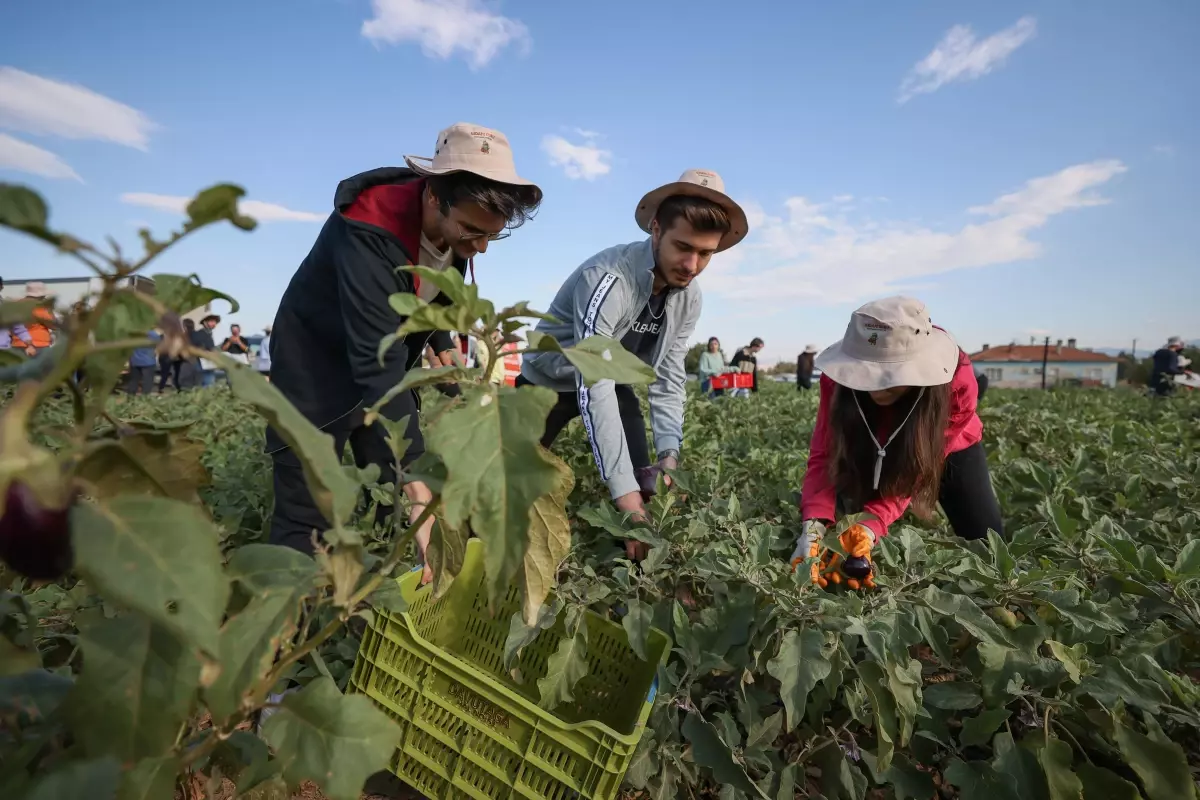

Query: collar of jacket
[340,176,470,281]
[631,237,680,305]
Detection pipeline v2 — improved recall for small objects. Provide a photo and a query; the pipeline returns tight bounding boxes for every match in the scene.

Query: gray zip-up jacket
[522,238,699,500]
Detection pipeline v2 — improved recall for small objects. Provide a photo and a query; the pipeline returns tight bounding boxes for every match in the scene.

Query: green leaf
[1113,717,1195,800]
[226,544,319,593]
[184,183,256,231]
[0,669,72,728]
[960,708,1011,748]
[72,496,230,655]
[767,628,832,732]
[205,587,305,723]
[428,383,560,608]
[425,514,470,600]
[921,586,1017,650]
[260,677,400,800]
[504,603,558,670]
[881,755,938,800]
[622,598,654,662]
[67,615,200,761]
[813,741,868,800]
[23,757,121,800]
[367,580,406,613]
[0,298,45,328]
[855,660,899,771]
[117,756,179,800]
[389,292,479,336]
[1076,762,1143,800]
[218,357,359,527]
[520,450,574,624]
[1173,540,1200,577]
[1078,658,1170,714]
[1039,738,1084,800]
[993,732,1051,800]
[0,183,64,247]
[944,758,1021,800]
[681,712,770,800]
[76,429,210,503]
[745,709,782,752]
[923,681,982,710]
[148,274,240,315]
[1046,640,1087,684]
[537,627,588,709]
[562,335,658,386]
[989,530,1016,579]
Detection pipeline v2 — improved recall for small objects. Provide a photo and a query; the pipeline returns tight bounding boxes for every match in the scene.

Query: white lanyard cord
[853,388,925,490]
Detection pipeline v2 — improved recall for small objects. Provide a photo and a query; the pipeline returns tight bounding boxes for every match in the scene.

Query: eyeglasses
[454,221,510,243]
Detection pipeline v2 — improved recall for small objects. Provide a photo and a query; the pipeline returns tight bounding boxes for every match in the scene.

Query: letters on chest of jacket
[628,320,662,336]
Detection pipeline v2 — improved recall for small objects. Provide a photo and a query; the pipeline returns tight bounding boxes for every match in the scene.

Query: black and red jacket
[267,168,464,465]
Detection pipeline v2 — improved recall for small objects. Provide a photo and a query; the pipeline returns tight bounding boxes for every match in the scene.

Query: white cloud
[120,192,323,222]
[361,0,530,69]
[541,133,612,181]
[0,132,80,180]
[1153,144,1175,156]
[898,16,1037,104]
[0,67,156,150]
[703,159,1127,306]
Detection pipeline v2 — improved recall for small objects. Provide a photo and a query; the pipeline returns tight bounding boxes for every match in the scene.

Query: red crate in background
[709,372,753,390]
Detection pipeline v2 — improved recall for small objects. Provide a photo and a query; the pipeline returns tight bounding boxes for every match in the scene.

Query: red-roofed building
[970,339,1120,388]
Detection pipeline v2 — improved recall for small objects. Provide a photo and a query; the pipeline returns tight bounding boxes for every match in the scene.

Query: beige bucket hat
[634,169,748,252]
[816,296,960,391]
[404,122,538,188]
[24,281,49,299]
[804,344,819,354]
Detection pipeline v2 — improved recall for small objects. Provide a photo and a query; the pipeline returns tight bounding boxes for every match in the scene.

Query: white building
[971,339,1120,389]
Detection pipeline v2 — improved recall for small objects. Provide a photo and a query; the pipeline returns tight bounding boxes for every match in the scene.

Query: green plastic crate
[349,539,670,800]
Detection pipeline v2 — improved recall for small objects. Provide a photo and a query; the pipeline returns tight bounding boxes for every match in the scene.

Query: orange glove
[790,521,877,590]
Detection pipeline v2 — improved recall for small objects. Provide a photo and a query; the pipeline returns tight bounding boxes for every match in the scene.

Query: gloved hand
[790,520,877,590]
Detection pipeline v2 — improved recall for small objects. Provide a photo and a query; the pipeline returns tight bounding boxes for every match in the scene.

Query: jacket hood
[336,168,426,263]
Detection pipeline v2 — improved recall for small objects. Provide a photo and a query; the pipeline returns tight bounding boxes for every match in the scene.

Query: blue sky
[1,0,1196,364]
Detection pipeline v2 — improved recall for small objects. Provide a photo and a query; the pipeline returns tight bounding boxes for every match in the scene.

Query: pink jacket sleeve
[799,376,837,523]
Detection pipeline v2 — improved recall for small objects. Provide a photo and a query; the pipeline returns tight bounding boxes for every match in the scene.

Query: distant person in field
[125,329,161,395]
[221,323,252,364]
[797,344,817,391]
[1150,336,1187,397]
[194,314,220,387]
[522,170,748,559]
[0,277,32,353]
[729,338,764,396]
[698,337,726,396]
[10,282,55,356]
[266,122,541,575]
[255,325,272,379]
[790,297,1001,590]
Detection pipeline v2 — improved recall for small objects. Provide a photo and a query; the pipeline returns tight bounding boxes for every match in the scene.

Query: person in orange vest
[11,282,55,355]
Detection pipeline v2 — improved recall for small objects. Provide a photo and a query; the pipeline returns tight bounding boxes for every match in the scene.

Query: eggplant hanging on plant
[0,480,75,581]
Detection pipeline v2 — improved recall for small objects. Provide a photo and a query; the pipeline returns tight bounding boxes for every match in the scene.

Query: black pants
[124,365,155,395]
[797,375,812,391]
[158,357,183,392]
[267,418,395,554]
[517,376,651,469]
[938,442,1003,540]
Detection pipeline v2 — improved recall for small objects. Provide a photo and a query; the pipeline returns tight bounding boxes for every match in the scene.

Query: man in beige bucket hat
[522,170,749,560]
[266,122,543,577]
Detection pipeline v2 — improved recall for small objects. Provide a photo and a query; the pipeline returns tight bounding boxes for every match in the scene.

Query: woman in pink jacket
[791,296,1002,590]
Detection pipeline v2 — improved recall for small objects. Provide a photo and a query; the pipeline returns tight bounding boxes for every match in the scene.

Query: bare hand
[24,346,37,358]
[403,480,436,585]
[614,491,650,561]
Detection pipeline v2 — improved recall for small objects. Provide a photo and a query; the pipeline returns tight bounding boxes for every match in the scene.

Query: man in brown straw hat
[267,123,543,573]
[521,170,748,559]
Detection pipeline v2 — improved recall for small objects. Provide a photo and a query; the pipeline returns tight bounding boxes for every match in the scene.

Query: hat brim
[634,182,749,252]
[815,328,960,391]
[402,155,540,188]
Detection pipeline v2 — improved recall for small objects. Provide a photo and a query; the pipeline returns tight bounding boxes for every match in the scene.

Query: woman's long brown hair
[827,383,952,518]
